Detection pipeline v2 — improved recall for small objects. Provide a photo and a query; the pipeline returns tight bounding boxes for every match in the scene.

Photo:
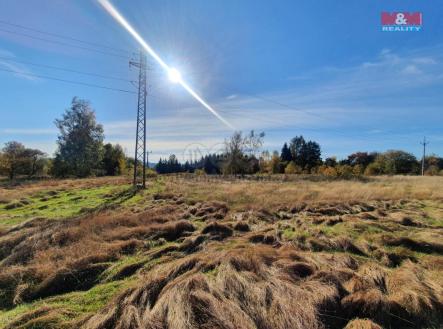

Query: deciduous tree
[52,97,104,177]
[375,150,419,175]
[102,143,126,176]
[223,131,264,175]
[0,141,26,179]
[0,142,46,179]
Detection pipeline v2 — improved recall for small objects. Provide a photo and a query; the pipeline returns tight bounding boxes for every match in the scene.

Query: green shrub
[284,162,302,174]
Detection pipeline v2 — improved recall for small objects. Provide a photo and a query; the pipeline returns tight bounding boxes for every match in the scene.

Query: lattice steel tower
[130,51,147,188]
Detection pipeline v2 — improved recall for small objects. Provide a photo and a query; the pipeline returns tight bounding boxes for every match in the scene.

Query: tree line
[155,133,443,177]
[0,98,127,180]
[1,97,442,180]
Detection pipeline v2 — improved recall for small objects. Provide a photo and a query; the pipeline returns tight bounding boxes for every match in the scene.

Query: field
[0,176,442,329]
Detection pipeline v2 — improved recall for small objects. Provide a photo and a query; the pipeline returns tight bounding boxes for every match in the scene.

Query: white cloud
[0,49,38,81]
[402,64,422,75]
[412,57,437,65]
[0,128,56,135]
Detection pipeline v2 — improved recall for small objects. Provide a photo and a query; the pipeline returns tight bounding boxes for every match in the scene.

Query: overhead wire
[0,21,139,93]
[0,27,130,59]
[0,67,136,94]
[0,56,131,82]
[0,19,366,137]
[0,19,133,55]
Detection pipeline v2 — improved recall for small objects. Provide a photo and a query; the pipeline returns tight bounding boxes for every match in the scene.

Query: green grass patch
[99,254,148,282]
[282,227,296,240]
[0,184,135,227]
[426,216,443,227]
[0,279,135,328]
[288,229,311,242]
[319,223,350,237]
[122,178,165,207]
[203,266,219,279]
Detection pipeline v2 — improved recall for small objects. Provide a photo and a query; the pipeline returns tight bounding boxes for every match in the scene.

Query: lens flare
[168,68,182,83]
[97,0,234,130]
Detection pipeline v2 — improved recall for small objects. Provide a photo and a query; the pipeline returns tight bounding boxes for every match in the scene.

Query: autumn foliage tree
[0,141,46,179]
[102,143,126,176]
[223,131,264,175]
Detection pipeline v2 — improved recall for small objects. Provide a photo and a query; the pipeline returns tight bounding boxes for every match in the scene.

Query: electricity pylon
[421,137,429,176]
[130,51,147,188]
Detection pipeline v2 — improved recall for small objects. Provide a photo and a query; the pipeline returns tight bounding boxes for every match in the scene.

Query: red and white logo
[381,12,422,32]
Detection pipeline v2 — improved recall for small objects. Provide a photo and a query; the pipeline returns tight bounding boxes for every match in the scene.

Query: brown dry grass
[0,203,194,308]
[83,245,346,329]
[165,176,443,210]
[1,176,443,329]
[344,319,382,329]
[83,244,443,329]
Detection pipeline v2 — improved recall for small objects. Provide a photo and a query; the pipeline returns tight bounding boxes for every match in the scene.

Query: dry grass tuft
[190,201,229,221]
[307,236,366,256]
[0,201,197,308]
[281,261,315,280]
[387,261,443,324]
[234,221,251,232]
[382,236,443,255]
[30,263,110,301]
[249,233,279,245]
[3,306,71,329]
[342,261,443,327]
[344,318,382,329]
[201,222,233,240]
[399,216,420,227]
[83,245,347,329]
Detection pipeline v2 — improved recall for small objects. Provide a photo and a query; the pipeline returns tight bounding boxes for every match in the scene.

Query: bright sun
[168,68,182,83]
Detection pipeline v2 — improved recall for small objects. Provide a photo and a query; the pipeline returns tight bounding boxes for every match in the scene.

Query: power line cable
[0,21,394,138]
[0,27,129,59]
[0,56,131,82]
[0,67,136,94]
[240,92,325,120]
[0,19,132,55]
[0,20,314,121]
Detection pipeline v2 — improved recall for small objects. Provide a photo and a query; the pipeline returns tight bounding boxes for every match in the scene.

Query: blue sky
[0,0,442,162]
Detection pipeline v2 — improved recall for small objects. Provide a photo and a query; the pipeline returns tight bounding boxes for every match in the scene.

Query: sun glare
[168,68,182,83]
[97,0,234,129]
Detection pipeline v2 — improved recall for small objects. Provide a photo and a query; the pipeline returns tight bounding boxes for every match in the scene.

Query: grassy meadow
[0,175,442,329]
